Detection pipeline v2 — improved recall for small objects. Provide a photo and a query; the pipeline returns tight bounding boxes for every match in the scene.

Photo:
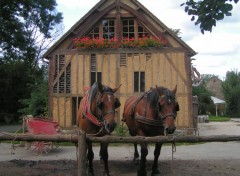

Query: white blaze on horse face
[107,95,111,103]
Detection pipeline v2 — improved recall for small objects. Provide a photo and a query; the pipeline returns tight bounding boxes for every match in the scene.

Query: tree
[222,70,240,117]
[1,0,63,63]
[181,0,239,33]
[0,0,63,122]
[18,65,49,116]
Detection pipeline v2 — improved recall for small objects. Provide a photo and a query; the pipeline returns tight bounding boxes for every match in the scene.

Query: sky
[56,0,240,80]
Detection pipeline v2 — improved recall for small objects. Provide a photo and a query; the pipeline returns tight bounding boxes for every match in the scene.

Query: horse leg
[87,141,94,176]
[137,142,148,176]
[133,142,140,162]
[100,142,110,176]
[151,142,162,176]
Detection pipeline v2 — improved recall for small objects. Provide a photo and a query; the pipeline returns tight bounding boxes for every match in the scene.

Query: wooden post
[78,131,87,176]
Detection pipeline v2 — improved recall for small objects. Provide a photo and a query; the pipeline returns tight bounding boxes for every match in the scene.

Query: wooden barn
[43,0,197,129]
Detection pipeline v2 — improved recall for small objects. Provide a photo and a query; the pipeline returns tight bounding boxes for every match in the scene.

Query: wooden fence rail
[1,132,240,143]
[1,132,240,176]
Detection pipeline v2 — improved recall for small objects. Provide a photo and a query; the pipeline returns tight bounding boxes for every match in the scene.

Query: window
[91,72,102,86]
[134,72,145,92]
[87,19,115,39]
[138,23,149,38]
[90,54,102,85]
[86,19,149,40]
[102,19,115,39]
[53,55,71,93]
[88,25,99,39]
[122,19,135,39]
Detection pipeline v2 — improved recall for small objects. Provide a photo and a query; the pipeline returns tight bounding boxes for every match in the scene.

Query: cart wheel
[25,142,31,150]
[30,141,53,155]
[52,142,60,149]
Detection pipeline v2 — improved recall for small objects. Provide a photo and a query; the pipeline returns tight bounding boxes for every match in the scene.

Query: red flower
[73,36,167,49]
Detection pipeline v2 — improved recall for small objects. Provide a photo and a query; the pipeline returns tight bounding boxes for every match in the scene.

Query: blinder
[115,97,121,108]
[175,102,180,112]
[97,101,104,109]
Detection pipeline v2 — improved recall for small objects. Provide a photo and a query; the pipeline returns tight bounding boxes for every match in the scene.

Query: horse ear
[112,84,122,93]
[97,82,103,92]
[172,85,177,94]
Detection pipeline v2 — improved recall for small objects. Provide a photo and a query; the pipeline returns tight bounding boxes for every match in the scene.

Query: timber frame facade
[44,0,196,129]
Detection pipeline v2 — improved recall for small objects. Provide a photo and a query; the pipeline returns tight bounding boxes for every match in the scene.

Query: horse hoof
[137,170,147,176]
[133,157,140,165]
[87,169,94,176]
[87,172,94,176]
[151,169,160,176]
[103,170,110,176]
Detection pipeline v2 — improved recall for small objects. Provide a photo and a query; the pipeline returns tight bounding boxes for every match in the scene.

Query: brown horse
[78,82,121,176]
[122,85,179,176]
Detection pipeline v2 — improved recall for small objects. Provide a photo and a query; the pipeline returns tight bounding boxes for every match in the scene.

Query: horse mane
[146,89,159,107]
[102,86,114,93]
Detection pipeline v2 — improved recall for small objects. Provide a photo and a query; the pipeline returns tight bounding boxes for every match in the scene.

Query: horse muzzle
[164,126,176,135]
[104,122,116,134]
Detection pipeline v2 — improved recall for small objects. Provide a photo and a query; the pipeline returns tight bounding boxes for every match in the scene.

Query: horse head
[156,85,179,135]
[95,82,121,134]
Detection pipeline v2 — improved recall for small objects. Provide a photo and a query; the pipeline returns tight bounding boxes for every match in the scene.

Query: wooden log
[0,132,78,142]
[87,135,240,143]
[1,132,240,143]
[78,132,87,176]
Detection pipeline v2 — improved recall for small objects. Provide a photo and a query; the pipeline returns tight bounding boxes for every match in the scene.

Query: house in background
[43,0,197,129]
[206,76,226,116]
[206,76,224,100]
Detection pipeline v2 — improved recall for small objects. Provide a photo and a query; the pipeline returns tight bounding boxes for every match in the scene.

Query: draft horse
[122,85,179,176]
[78,82,121,176]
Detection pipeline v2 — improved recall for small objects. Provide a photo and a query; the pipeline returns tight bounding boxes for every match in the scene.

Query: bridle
[159,113,177,120]
[96,91,117,119]
[85,90,117,136]
[158,89,177,120]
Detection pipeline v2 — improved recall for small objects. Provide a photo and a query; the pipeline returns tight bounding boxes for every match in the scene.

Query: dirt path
[1,159,240,176]
[0,121,240,175]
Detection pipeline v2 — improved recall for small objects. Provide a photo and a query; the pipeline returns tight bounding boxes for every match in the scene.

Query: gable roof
[43,0,196,58]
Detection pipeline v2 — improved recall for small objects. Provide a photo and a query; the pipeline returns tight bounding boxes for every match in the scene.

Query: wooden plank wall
[52,51,192,129]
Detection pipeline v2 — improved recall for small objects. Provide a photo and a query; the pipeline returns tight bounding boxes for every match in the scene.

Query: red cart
[23,116,62,155]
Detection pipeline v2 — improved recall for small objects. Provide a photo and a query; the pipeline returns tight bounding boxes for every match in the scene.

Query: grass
[208,115,231,122]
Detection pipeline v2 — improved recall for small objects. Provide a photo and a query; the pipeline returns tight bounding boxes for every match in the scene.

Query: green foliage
[192,74,216,115]
[0,60,34,117]
[222,70,240,117]
[113,124,129,137]
[192,85,215,115]
[18,66,49,116]
[181,0,239,33]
